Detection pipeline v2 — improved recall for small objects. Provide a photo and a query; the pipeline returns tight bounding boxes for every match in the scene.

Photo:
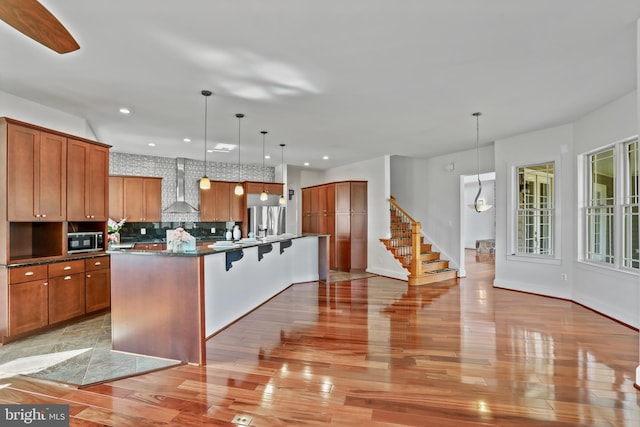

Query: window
[586,149,615,264]
[583,138,639,270]
[516,162,554,256]
[623,140,639,269]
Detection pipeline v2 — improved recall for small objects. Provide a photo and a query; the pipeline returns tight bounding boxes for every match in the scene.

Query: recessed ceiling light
[148,143,155,147]
[184,138,191,142]
[214,143,236,151]
[119,108,130,114]
[207,149,214,153]
[322,155,329,160]
[304,162,310,166]
[265,155,271,159]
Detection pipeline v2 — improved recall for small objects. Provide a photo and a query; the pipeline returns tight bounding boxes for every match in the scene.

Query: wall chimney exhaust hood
[163,158,199,213]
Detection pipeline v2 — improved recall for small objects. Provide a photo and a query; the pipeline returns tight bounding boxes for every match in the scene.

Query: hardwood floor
[1,252,639,426]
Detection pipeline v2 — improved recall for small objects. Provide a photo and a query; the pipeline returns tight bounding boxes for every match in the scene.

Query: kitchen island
[108,235,328,365]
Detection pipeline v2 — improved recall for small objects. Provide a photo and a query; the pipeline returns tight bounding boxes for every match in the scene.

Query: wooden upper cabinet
[142,178,162,222]
[200,181,245,222]
[7,124,67,221]
[310,187,320,214]
[335,182,351,213]
[109,176,124,220]
[229,183,244,222]
[350,182,367,213]
[120,176,162,222]
[244,182,283,196]
[67,139,109,221]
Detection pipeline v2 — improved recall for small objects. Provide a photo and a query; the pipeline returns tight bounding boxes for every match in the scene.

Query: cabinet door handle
[87,274,91,278]
[64,276,71,280]
[41,214,47,218]
[24,271,34,276]
[64,266,72,270]
[35,214,40,218]
[94,261,101,266]
[44,282,48,286]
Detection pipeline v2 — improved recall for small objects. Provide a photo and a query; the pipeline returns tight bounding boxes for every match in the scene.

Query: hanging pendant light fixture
[234,113,245,196]
[468,112,493,212]
[279,143,286,205]
[199,90,212,190]
[260,131,268,201]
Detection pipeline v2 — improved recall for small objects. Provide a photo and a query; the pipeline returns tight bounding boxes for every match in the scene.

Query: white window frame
[579,136,639,272]
[507,159,560,263]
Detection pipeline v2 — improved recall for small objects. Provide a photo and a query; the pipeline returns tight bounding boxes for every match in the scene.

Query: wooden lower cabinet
[4,255,111,341]
[8,279,49,336]
[49,273,85,323]
[85,257,110,313]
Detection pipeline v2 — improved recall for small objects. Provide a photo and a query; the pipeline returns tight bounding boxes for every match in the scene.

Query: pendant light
[234,113,245,196]
[468,112,493,212]
[260,131,268,201]
[279,143,286,205]
[199,90,212,190]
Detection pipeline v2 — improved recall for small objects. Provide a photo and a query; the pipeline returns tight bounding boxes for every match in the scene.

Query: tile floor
[0,313,181,387]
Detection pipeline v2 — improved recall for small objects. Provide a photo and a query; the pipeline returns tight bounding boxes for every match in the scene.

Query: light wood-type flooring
[1,250,639,426]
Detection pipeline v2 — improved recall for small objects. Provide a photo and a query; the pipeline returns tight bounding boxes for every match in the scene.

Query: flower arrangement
[108,218,126,233]
[168,227,193,247]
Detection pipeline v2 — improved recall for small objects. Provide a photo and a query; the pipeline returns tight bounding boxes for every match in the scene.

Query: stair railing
[389,196,423,277]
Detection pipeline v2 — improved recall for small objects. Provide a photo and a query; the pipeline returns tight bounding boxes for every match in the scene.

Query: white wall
[494,124,574,300]
[0,90,94,139]
[493,91,638,328]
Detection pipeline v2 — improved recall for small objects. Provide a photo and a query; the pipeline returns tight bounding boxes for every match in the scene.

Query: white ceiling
[1,1,639,170]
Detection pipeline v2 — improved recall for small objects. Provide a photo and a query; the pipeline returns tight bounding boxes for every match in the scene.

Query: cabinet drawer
[85,256,110,272]
[9,264,48,284]
[48,259,85,277]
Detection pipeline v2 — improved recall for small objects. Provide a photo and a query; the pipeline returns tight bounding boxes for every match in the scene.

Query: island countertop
[109,234,329,365]
[107,234,325,256]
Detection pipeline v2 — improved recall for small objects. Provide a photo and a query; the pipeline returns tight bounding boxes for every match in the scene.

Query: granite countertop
[107,234,303,257]
[3,252,110,268]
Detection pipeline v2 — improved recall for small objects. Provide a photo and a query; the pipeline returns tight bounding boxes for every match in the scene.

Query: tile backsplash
[110,152,274,222]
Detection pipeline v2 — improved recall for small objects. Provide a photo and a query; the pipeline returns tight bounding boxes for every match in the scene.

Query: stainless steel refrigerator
[247,194,286,238]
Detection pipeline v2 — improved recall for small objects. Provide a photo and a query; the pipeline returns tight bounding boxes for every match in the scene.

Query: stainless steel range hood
[163,158,199,213]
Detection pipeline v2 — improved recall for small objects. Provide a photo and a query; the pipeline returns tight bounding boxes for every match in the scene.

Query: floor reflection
[201,259,640,425]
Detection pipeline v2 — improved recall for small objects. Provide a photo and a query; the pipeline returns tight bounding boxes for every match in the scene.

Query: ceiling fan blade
[0,0,79,54]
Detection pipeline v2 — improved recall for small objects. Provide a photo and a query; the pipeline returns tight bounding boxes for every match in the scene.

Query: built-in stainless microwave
[67,231,104,254]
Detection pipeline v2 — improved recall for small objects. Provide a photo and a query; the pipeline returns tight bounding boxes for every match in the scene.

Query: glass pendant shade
[200,177,211,190]
[260,191,268,201]
[234,183,244,195]
[279,195,286,205]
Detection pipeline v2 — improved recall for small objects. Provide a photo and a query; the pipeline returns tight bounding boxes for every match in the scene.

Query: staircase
[380,196,457,285]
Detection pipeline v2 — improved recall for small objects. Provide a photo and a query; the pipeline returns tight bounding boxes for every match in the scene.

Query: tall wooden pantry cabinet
[302,181,367,272]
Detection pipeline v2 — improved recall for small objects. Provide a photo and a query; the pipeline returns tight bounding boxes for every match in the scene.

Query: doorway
[459,172,496,277]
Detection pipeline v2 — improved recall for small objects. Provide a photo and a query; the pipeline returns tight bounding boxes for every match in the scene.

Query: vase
[233,225,241,240]
[108,232,120,249]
